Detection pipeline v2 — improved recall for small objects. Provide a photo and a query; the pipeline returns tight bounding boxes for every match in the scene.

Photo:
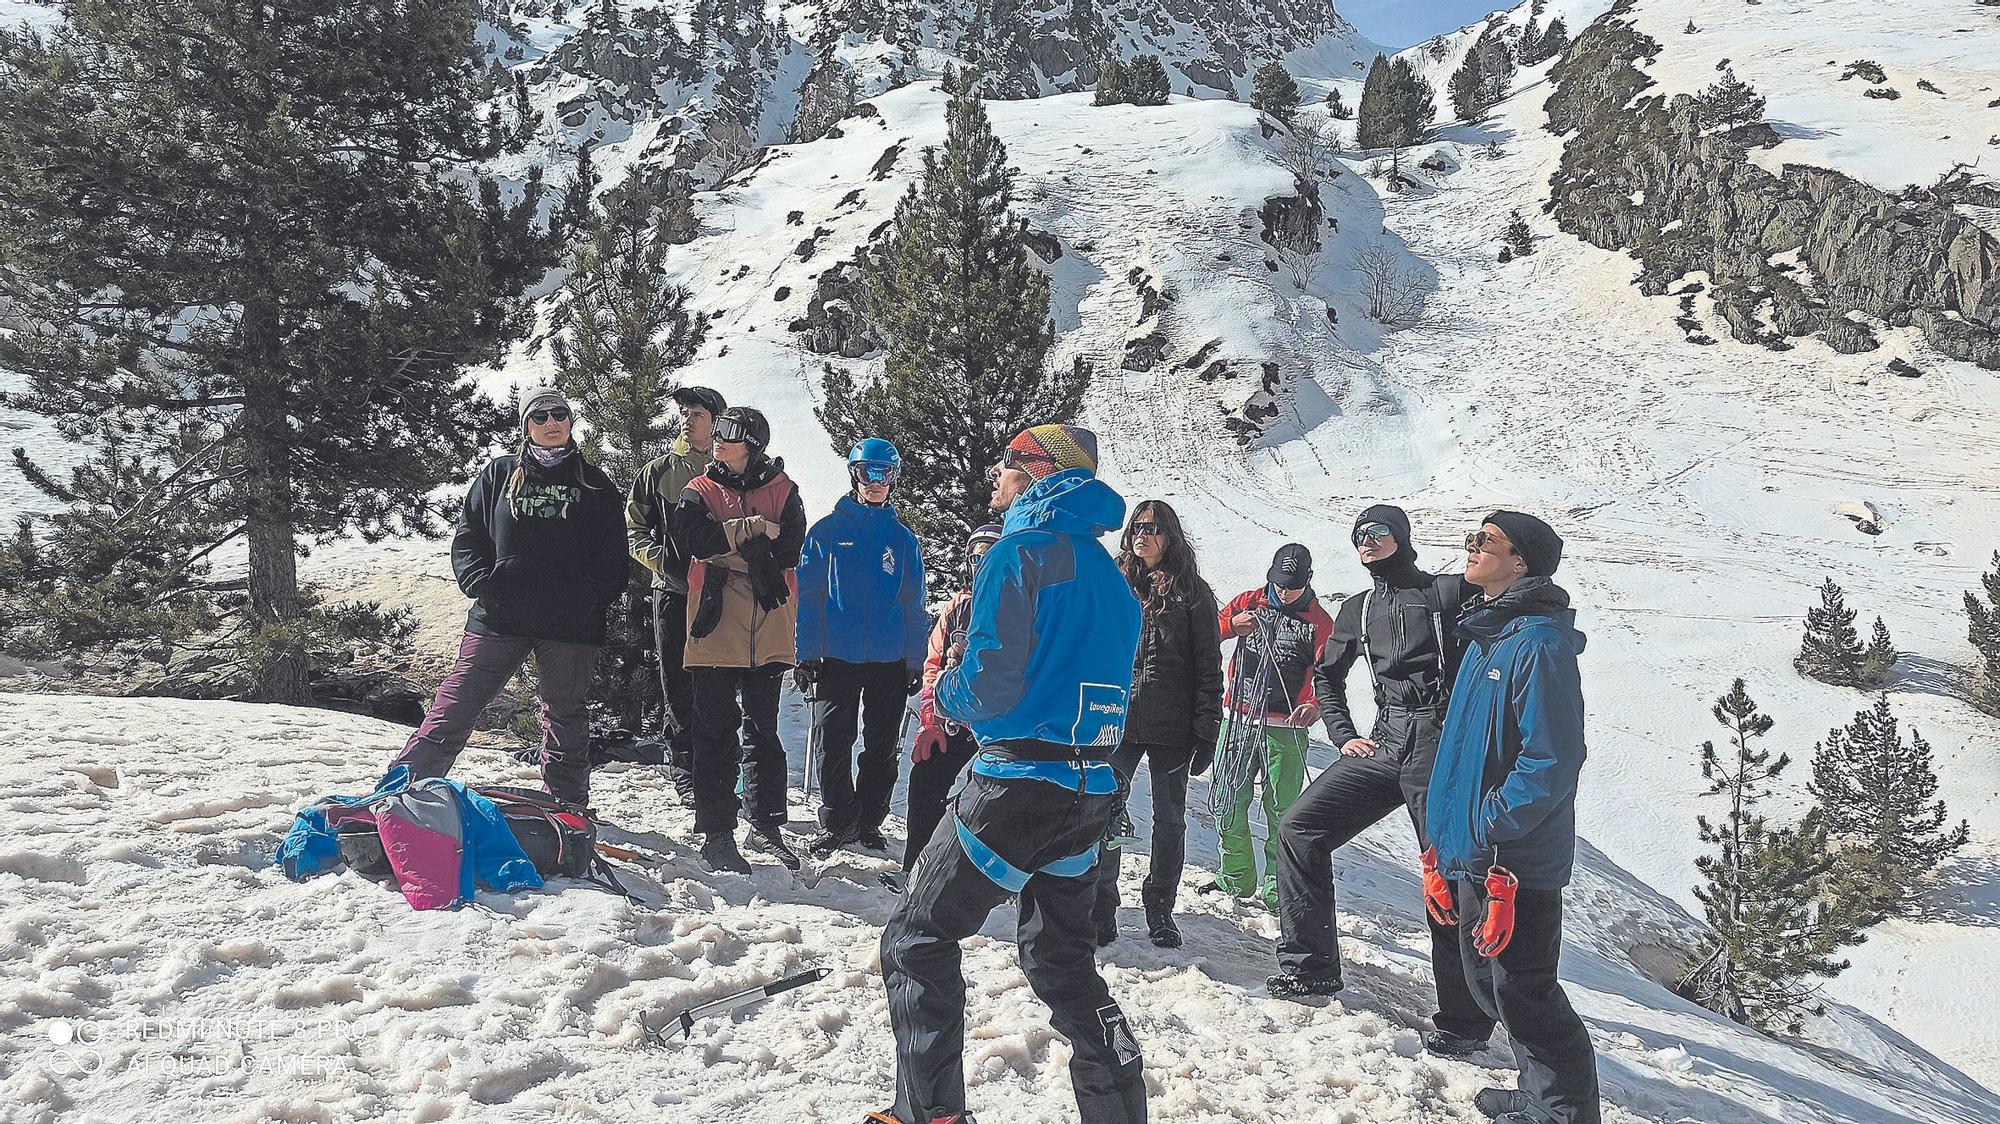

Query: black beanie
[1353,504,1416,567]
[1483,510,1563,577]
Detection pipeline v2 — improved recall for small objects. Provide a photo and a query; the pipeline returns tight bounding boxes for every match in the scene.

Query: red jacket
[1219,587,1334,722]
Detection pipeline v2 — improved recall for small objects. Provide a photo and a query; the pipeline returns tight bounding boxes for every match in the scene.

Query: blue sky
[1340,0,1507,49]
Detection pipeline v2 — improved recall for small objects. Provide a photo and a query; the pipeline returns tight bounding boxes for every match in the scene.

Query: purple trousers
[392,631,598,806]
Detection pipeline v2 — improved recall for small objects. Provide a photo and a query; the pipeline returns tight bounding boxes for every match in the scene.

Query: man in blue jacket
[796,438,929,856]
[872,425,1146,1124]
[1427,511,1600,1124]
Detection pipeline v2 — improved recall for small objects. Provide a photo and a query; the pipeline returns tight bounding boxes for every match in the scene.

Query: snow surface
[6,692,1998,1123]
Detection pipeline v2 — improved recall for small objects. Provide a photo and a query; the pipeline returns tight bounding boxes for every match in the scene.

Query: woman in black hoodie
[1091,500,1224,948]
[389,387,629,806]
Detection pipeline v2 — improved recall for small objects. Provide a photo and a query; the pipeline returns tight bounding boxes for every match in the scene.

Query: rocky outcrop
[1260,180,1325,256]
[1545,13,2000,368]
[791,261,879,358]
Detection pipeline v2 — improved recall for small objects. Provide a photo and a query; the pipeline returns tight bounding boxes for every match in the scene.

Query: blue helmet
[848,438,901,487]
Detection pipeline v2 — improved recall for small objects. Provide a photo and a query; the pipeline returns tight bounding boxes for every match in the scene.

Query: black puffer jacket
[1313,504,1475,745]
[1122,573,1225,760]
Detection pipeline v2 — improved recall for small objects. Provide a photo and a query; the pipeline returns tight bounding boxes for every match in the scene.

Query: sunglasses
[1129,521,1167,538]
[1352,523,1394,547]
[1465,529,1515,556]
[527,408,571,425]
[713,416,752,444]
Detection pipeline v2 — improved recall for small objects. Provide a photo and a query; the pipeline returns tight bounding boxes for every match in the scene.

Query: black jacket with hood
[1313,504,1476,747]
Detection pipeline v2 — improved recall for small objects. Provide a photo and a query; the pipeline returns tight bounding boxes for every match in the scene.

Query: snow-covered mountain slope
[6,692,1997,1123]
[1615,0,2000,193]
[320,3,2000,1093]
[477,0,1384,205]
[7,0,2000,1114]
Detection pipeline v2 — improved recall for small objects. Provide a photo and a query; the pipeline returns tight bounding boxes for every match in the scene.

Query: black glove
[737,535,791,612]
[794,660,821,697]
[1189,743,1216,777]
[689,572,727,639]
[906,668,923,696]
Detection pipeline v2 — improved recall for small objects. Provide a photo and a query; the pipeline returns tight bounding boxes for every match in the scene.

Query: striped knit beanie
[1007,424,1099,479]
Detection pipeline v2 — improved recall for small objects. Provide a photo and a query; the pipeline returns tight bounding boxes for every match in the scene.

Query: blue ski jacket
[795,496,929,668]
[1425,578,1588,890]
[934,469,1142,751]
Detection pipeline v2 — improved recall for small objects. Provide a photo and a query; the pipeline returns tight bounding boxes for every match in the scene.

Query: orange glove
[912,725,947,763]
[1474,866,1519,958]
[1421,847,1457,926]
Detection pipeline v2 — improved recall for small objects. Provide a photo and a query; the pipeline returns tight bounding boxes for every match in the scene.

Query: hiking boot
[745,822,802,870]
[808,826,854,858]
[860,1112,977,1124]
[1142,888,1181,948]
[1266,970,1343,999]
[854,825,890,852]
[1474,1088,1534,1119]
[1095,922,1119,948]
[1422,1029,1491,1059]
[701,834,751,874]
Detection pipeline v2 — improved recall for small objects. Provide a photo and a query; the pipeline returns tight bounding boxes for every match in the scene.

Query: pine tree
[1796,577,1867,687]
[1963,550,2000,713]
[557,143,601,240]
[1325,86,1352,120]
[823,67,1087,580]
[1700,68,1766,129]
[547,175,707,729]
[1675,680,1868,1034]
[1251,61,1302,124]
[1859,616,1899,689]
[1523,17,1568,64]
[1517,17,1542,65]
[1126,54,1171,106]
[1355,55,1436,152]
[0,0,553,703]
[1449,54,1486,121]
[1449,34,1513,120]
[1505,211,1534,257]
[1809,697,1971,917]
[1093,55,1128,106]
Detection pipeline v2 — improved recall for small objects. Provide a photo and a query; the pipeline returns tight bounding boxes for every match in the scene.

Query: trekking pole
[803,692,822,798]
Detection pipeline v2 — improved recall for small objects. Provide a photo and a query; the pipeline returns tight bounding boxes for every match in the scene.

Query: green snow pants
[1214,724,1308,909]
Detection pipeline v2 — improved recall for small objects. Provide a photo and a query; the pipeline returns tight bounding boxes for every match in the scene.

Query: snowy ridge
[1613,0,2000,192]
[3,693,1996,1122]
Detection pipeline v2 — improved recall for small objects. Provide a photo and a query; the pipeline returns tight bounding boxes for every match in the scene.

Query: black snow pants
[1275,704,1495,1040]
[652,590,697,801]
[689,664,789,835]
[813,658,908,838]
[880,740,1146,1124]
[1455,880,1602,1124]
[902,729,978,871]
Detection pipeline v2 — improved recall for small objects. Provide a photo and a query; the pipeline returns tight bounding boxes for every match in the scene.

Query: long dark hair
[1117,500,1204,612]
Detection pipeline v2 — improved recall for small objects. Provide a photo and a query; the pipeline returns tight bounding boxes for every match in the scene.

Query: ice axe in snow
[655,967,833,1042]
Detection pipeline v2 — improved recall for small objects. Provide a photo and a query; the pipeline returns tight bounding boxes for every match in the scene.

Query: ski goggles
[526,407,571,425]
[850,460,900,486]
[713,415,755,445]
[1129,521,1166,538]
[1464,529,1516,556]
[1352,522,1394,547]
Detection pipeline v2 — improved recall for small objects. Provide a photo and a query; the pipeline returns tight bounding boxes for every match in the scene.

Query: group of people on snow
[387,389,1600,1124]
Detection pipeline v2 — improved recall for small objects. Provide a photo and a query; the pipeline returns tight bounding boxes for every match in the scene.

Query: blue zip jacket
[935,469,1142,750]
[795,496,929,668]
[1425,578,1588,890]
